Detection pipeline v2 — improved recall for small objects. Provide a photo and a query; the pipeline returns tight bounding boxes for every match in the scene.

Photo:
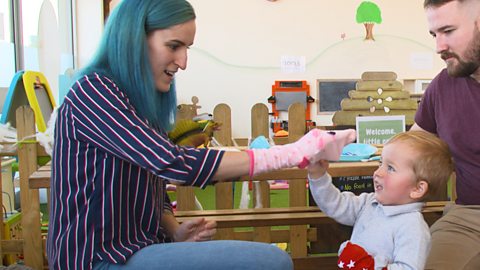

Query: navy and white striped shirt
[47,73,224,270]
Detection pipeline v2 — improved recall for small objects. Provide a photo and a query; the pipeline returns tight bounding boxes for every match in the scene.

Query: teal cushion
[339,143,378,162]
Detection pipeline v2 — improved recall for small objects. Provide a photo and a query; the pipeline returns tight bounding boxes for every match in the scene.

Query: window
[0,0,75,103]
[0,0,15,88]
[21,0,75,102]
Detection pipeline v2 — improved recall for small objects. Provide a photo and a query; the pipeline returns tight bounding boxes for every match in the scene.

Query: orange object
[268,81,314,133]
[275,130,289,137]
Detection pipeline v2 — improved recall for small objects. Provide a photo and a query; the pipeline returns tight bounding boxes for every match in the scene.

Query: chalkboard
[332,175,374,195]
[275,91,307,111]
[318,79,358,113]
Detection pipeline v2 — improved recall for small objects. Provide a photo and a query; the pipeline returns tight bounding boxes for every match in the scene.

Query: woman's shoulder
[72,72,126,98]
[69,72,135,113]
[75,72,118,89]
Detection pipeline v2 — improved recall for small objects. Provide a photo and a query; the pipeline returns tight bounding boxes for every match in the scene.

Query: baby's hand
[308,160,329,179]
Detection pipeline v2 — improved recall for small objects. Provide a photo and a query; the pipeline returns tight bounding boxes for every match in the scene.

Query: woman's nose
[175,50,188,70]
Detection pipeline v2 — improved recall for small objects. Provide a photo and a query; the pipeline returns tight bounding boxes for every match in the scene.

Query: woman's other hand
[174,217,217,242]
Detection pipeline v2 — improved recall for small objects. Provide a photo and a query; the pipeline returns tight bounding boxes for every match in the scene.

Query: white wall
[74,0,103,68]
[76,0,446,138]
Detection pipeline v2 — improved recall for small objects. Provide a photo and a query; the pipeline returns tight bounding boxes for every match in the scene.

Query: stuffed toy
[338,242,387,270]
[168,119,221,148]
[247,129,356,176]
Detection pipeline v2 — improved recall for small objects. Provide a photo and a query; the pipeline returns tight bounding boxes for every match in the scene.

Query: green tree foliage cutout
[356,1,382,41]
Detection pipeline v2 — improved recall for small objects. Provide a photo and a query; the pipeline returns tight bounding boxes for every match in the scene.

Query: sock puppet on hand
[246,129,356,176]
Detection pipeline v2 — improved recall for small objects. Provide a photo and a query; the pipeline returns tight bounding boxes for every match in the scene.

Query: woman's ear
[410,180,429,200]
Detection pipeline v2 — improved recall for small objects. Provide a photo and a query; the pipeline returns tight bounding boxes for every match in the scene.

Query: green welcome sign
[356,115,405,144]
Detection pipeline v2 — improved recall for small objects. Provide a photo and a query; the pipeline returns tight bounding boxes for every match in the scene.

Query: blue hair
[80,0,196,131]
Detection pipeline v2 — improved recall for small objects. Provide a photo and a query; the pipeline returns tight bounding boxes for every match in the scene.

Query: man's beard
[441,25,480,77]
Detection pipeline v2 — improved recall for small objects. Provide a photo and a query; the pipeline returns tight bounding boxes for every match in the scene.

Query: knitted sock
[246,129,355,176]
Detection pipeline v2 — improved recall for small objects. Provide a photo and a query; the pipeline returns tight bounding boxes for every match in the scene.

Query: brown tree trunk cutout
[363,23,375,41]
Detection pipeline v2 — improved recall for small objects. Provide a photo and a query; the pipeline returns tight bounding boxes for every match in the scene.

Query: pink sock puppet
[246,129,356,176]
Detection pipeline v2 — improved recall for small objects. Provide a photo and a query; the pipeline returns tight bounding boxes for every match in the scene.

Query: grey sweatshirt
[309,173,430,270]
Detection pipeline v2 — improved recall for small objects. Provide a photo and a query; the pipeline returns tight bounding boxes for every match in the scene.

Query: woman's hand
[173,218,217,242]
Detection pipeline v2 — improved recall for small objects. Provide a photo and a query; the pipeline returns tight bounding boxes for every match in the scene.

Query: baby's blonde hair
[386,131,454,201]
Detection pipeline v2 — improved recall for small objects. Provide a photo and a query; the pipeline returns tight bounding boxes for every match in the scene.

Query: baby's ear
[410,180,429,200]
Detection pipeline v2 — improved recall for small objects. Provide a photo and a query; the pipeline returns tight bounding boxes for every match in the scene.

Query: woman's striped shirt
[46,73,224,270]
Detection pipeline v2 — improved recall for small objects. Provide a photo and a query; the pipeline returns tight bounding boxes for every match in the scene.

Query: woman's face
[147,19,196,92]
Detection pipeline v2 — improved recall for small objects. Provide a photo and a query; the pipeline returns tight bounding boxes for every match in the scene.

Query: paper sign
[280,55,305,73]
[410,52,433,70]
[356,115,405,144]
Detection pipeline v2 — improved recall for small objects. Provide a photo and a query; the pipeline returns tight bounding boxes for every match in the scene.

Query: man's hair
[386,131,454,200]
[424,0,466,8]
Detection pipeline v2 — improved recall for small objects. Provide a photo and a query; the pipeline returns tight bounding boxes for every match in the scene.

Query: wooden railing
[20,102,451,270]
[0,106,49,270]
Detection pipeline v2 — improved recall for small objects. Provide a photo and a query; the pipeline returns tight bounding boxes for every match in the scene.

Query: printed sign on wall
[356,115,405,144]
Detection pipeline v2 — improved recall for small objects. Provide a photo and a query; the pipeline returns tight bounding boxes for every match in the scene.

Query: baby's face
[373,142,419,205]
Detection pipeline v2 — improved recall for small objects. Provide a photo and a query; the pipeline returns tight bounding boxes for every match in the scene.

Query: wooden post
[214,182,235,240]
[288,103,308,257]
[16,106,43,269]
[251,103,270,140]
[251,103,271,243]
[174,98,203,212]
[287,103,306,142]
[251,103,271,209]
[213,104,233,146]
[213,103,235,239]
[175,187,196,211]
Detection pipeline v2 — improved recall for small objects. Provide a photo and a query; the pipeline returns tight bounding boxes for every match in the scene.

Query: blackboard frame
[317,79,358,114]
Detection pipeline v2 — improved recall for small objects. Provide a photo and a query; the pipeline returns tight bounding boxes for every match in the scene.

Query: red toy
[337,242,387,270]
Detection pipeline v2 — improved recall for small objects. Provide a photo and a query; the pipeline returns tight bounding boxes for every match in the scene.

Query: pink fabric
[250,129,356,175]
[246,149,255,178]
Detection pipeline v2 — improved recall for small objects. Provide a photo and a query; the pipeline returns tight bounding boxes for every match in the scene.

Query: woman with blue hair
[46,0,355,269]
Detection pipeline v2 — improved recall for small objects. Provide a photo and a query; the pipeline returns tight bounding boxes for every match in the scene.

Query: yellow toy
[1,71,56,132]
[168,119,221,148]
[22,71,56,132]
